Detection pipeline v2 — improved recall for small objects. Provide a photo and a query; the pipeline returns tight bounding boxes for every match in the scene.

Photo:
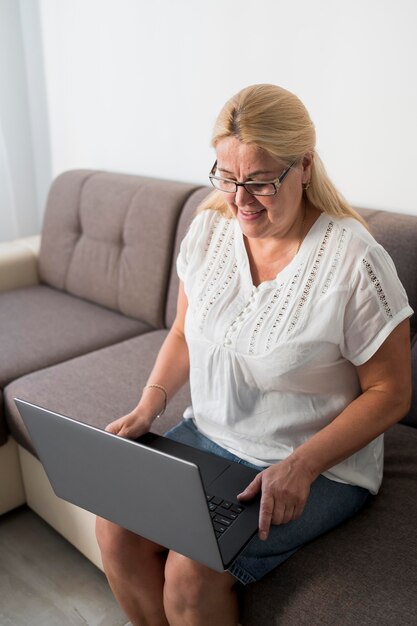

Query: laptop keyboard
[206,494,245,538]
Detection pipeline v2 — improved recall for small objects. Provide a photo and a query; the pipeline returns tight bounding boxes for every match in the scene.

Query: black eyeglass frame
[209,159,298,196]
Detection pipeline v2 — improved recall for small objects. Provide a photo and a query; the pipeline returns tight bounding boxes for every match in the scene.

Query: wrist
[129,405,155,429]
[286,451,320,483]
[141,384,168,421]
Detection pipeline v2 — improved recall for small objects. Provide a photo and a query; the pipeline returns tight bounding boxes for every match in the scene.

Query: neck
[243,203,317,287]
[296,202,308,253]
[245,202,308,262]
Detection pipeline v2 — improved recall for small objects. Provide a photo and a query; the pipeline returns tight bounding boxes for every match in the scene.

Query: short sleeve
[176,232,190,282]
[176,211,211,282]
[340,244,413,366]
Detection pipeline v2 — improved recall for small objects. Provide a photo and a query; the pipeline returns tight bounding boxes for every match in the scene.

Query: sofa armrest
[0,235,41,293]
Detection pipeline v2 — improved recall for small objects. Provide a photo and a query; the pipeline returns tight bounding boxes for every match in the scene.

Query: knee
[164,555,207,612]
[164,553,234,616]
[95,516,129,558]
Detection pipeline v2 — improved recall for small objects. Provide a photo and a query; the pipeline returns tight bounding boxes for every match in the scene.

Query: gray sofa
[1,170,416,625]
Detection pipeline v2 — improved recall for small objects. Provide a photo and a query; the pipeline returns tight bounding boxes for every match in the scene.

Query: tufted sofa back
[39,170,201,329]
[165,187,213,327]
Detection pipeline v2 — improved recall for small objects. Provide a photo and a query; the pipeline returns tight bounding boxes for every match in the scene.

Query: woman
[96,84,413,626]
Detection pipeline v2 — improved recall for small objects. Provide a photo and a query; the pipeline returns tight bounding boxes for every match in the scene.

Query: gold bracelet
[144,384,167,418]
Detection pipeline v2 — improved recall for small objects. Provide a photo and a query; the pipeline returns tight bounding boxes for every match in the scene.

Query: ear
[301,151,314,185]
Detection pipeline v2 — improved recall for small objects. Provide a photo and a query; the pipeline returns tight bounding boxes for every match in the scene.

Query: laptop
[15,398,261,573]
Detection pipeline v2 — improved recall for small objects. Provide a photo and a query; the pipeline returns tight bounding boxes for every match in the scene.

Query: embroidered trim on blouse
[203,212,221,252]
[198,232,235,305]
[266,267,302,350]
[249,286,283,354]
[198,262,238,331]
[200,219,232,286]
[287,222,334,333]
[362,258,393,319]
[321,227,347,295]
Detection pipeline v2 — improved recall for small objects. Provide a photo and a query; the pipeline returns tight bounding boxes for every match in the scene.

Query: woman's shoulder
[188,208,225,232]
[177,209,234,281]
[310,213,398,289]
[319,213,404,292]
[187,209,232,246]
[179,209,230,262]
[322,213,380,254]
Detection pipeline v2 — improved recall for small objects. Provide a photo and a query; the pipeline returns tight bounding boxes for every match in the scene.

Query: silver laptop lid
[15,398,224,572]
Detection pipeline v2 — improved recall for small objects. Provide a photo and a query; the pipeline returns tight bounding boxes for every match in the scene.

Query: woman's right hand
[105,408,152,440]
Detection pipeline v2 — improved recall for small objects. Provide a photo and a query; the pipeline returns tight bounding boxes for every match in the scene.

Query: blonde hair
[199,84,367,227]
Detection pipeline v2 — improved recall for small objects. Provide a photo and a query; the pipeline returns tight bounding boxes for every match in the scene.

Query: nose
[234,184,255,207]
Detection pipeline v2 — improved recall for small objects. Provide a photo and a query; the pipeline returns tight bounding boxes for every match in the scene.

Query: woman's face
[215,136,312,242]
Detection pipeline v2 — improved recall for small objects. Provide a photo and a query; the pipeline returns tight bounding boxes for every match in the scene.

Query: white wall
[38,0,417,216]
[0,0,40,241]
[19,0,52,230]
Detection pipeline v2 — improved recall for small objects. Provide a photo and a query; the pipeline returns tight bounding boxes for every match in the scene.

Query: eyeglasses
[209,160,297,197]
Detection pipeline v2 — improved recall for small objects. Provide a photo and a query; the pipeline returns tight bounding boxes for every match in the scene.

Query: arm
[239,319,412,539]
[0,235,41,293]
[106,281,189,438]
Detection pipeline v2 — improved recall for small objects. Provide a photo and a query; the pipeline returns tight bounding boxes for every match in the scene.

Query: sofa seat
[0,285,151,445]
[240,423,417,626]
[5,330,191,455]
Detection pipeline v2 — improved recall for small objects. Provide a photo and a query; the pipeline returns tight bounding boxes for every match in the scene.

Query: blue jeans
[165,418,370,585]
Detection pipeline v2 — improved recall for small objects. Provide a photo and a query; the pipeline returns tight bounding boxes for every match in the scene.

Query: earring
[303,181,310,191]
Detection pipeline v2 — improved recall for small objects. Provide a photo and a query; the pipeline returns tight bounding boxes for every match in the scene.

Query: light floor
[0,505,131,626]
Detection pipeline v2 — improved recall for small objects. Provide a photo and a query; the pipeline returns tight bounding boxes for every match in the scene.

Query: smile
[239,208,266,221]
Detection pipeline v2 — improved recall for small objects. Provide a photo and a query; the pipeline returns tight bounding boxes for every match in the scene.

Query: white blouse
[177,210,413,494]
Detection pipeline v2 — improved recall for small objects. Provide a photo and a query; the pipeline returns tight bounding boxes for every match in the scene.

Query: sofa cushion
[5,330,190,455]
[0,285,149,390]
[165,187,212,328]
[39,170,201,328]
[241,423,417,625]
[0,390,5,446]
[0,285,151,446]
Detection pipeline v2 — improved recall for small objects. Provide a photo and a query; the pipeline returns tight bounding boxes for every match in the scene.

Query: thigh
[96,516,167,558]
[165,550,237,593]
[229,475,370,585]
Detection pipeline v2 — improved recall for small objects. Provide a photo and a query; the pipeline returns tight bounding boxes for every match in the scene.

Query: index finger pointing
[258,492,274,541]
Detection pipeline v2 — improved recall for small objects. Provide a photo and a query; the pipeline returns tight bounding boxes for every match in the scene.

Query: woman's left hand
[237,457,314,540]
